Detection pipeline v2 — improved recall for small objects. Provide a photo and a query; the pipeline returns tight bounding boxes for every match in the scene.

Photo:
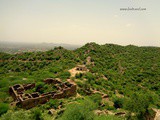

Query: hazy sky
[0,0,160,46]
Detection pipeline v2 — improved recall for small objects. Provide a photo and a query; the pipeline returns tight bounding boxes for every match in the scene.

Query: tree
[124,92,158,120]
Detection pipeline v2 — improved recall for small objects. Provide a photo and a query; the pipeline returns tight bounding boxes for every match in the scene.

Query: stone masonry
[9,78,76,109]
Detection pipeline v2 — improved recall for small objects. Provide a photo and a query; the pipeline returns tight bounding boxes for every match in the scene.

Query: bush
[59,99,96,120]
[0,92,8,102]
[58,71,71,79]
[0,80,8,88]
[46,99,60,109]
[0,103,9,116]
[124,92,158,120]
[94,115,125,120]
[35,82,45,94]
[0,110,32,120]
[113,97,124,109]
[49,67,62,74]
[88,93,102,107]
[32,108,43,120]
[85,72,96,83]
[75,73,83,79]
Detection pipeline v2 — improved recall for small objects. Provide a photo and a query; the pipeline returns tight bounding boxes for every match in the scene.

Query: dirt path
[154,109,160,120]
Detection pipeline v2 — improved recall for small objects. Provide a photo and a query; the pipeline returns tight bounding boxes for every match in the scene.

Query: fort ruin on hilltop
[9,78,77,109]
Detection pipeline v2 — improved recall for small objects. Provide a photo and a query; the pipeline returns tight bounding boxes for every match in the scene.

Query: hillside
[0,43,160,120]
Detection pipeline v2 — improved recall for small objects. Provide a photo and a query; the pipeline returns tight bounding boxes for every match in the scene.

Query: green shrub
[0,80,8,88]
[88,93,102,107]
[31,108,43,120]
[59,99,96,120]
[113,97,124,109]
[46,99,60,109]
[75,73,83,79]
[0,92,8,102]
[58,71,71,79]
[0,110,32,120]
[85,72,96,83]
[0,103,9,116]
[124,92,158,120]
[49,67,62,74]
[94,115,125,120]
[35,82,45,94]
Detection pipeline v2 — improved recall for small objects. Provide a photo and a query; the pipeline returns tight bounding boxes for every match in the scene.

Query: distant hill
[0,41,81,54]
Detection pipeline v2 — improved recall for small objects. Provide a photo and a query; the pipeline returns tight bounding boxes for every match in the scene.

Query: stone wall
[9,78,77,109]
[76,65,88,71]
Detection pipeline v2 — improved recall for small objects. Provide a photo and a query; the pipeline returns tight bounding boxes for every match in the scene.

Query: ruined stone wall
[76,65,88,71]
[23,83,35,90]
[63,84,77,97]
[9,78,77,109]
[9,87,18,100]
[44,78,61,84]
[53,92,65,99]
[20,94,52,109]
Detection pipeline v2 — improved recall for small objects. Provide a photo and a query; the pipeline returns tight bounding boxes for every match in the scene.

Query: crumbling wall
[9,84,24,100]
[9,87,18,100]
[20,94,52,109]
[53,92,65,99]
[9,78,77,109]
[63,84,77,97]
[44,78,61,84]
[76,65,88,71]
[23,83,35,90]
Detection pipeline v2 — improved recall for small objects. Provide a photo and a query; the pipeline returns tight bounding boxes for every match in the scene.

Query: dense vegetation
[0,43,160,120]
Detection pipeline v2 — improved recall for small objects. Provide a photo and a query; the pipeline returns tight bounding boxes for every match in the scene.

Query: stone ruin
[69,65,89,77]
[9,78,77,109]
[76,65,88,71]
